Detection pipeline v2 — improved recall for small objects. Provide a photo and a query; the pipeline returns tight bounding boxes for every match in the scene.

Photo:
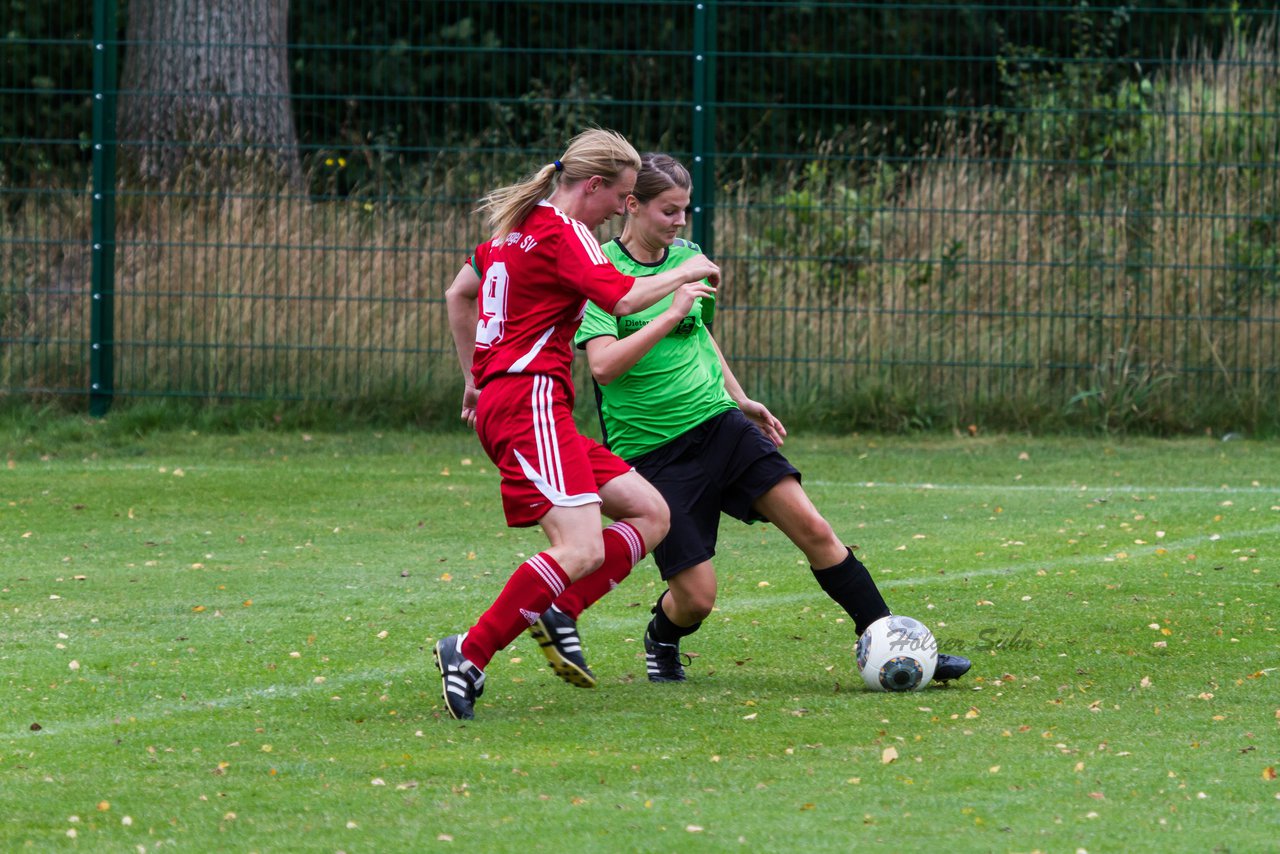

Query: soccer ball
[856,615,938,692]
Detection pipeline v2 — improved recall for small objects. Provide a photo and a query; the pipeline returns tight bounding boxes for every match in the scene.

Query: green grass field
[2,426,1277,851]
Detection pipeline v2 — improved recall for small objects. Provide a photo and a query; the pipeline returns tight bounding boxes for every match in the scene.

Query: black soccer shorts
[629,408,800,580]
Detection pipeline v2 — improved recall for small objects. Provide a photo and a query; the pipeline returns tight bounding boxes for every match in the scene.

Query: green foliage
[5,4,1280,437]
[5,1,1275,194]
[1,1,94,189]
[991,4,1160,163]
[753,158,896,289]
[1223,210,1280,310]
[1065,345,1178,434]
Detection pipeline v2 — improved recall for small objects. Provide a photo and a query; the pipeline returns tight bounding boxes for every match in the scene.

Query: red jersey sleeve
[554,218,634,314]
[468,240,492,276]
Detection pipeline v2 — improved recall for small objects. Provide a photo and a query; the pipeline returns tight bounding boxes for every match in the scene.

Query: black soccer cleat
[643,628,688,683]
[434,633,485,720]
[934,652,972,682]
[528,605,596,688]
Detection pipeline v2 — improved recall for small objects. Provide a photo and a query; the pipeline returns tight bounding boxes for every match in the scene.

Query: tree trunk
[118,0,302,190]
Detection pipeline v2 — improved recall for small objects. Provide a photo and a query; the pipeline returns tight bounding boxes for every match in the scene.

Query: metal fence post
[690,0,716,256]
[89,0,119,416]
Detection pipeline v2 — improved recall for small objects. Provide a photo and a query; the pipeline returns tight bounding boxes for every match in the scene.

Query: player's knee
[638,491,670,544]
[793,513,837,553]
[684,591,716,622]
[559,540,606,580]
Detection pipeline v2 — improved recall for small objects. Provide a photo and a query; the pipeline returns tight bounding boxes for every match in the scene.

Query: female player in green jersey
[558,153,971,684]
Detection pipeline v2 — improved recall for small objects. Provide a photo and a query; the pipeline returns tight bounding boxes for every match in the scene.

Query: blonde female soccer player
[437,133,720,719]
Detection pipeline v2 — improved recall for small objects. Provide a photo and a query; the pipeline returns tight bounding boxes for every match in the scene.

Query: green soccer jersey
[575,237,737,461]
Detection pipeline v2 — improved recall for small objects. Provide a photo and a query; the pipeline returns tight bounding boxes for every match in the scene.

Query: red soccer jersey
[469,202,635,392]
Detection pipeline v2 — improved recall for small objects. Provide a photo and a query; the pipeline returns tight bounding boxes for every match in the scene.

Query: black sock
[647,591,702,645]
[812,549,890,636]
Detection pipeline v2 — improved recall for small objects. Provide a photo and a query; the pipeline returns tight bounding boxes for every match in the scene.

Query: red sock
[553,522,647,620]
[462,553,569,671]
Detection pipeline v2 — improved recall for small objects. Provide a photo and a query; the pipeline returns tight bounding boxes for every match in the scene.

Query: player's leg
[551,468,668,621]
[436,376,606,717]
[752,475,971,682]
[751,475,889,635]
[446,500,609,698]
[663,560,717,624]
[644,561,716,682]
[639,464,722,683]
[632,413,738,682]
[533,442,666,688]
[599,467,671,549]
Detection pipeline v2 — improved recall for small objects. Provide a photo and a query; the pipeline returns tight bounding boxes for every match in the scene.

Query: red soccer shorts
[474,373,632,527]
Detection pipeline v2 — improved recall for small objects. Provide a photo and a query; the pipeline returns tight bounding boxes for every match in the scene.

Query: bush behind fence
[2,1,1278,434]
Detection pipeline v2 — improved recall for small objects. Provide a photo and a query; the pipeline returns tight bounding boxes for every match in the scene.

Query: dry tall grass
[712,26,1278,430]
[2,29,1276,431]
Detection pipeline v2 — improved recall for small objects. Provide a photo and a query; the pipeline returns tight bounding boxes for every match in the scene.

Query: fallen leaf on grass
[1264,766,1277,781]
[882,746,899,764]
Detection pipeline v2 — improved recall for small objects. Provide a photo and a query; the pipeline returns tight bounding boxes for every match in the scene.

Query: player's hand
[460,385,480,429]
[681,255,721,287]
[669,280,709,317]
[740,399,786,446]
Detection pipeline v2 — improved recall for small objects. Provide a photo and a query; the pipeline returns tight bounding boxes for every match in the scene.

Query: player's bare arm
[444,262,482,427]
[611,255,719,316]
[709,331,786,445]
[587,281,707,385]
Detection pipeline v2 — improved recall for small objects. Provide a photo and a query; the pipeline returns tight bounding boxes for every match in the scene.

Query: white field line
[589,521,1280,621]
[4,665,412,741]
[808,480,1279,497]
[36,463,1279,497]
[7,482,1272,741]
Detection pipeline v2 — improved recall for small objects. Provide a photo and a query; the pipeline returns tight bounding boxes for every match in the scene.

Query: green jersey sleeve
[575,299,620,348]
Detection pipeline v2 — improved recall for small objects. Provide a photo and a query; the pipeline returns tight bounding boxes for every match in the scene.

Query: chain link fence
[3,1,1278,432]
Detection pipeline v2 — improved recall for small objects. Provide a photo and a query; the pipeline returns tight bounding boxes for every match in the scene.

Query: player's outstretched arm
[612,254,719,316]
[586,280,707,385]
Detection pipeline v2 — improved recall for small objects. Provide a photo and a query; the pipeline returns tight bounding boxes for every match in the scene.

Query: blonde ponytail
[478,129,641,240]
